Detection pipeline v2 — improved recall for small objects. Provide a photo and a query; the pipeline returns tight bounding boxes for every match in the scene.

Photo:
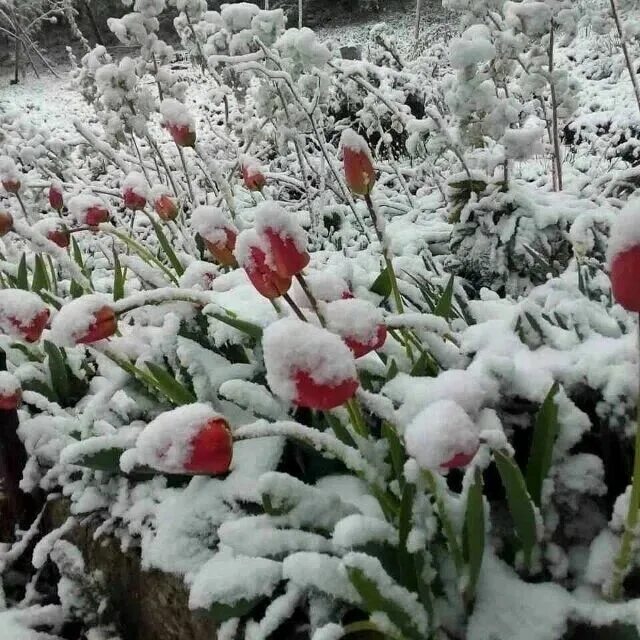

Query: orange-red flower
[184,418,233,475]
[0,211,13,237]
[8,308,50,343]
[75,306,117,344]
[153,193,179,221]
[293,370,359,410]
[610,246,640,312]
[241,159,266,191]
[341,129,376,196]
[49,183,64,212]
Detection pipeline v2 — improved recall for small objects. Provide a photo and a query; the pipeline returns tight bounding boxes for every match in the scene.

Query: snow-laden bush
[2,0,640,638]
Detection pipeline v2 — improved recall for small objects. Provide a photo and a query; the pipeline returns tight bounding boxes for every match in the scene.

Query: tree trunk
[298,0,303,29]
[12,35,20,85]
[414,0,423,40]
[83,0,105,46]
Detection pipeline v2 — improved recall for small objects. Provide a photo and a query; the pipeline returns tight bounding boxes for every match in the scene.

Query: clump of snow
[191,206,233,244]
[122,171,149,198]
[234,228,272,270]
[324,298,384,345]
[189,553,282,610]
[67,195,108,225]
[126,403,224,473]
[404,399,479,470]
[289,271,350,308]
[0,371,21,396]
[0,289,48,331]
[0,155,20,182]
[262,318,357,404]
[339,128,371,157]
[160,97,195,129]
[49,294,112,347]
[606,198,640,267]
[254,202,308,252]
[449,25,495,69]
[332,514,398,549]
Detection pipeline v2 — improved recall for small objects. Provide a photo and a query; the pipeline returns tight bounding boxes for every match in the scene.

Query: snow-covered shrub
[3,0,640,638]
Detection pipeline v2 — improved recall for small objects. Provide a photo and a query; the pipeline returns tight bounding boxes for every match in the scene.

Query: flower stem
[282,293,308,322]
[609,313,640,600]
[295,273,326,327]
[14,192,31,223]
[176,144,194,201]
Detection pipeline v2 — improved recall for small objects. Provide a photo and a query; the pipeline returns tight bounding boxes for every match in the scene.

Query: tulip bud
[50,295,117,346]
[608,204,640,312]
[68,195,110,228]
[192,206,238,267]
[241,157,266,191]
[132,404,233,475]
[325,298,387,358]
[235,229,292,299]
[0,156,21,194]
[405,400,479,471]
[49,182,64,211]
[122,172,148,211]
[0,290,50,343]
[151,186,179,221]
[0,372,21,410]
[0,211,13,237]
[160,98,196,148]
[263,317,359,410]
[254,203,309,278]
[340,129,376,196]
[33,219,70,248]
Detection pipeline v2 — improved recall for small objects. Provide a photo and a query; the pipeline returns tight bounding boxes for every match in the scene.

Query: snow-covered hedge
[2,0,640,638]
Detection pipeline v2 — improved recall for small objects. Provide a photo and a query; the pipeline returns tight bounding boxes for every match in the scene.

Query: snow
[262,318,358,404]
[160,97,195,129]
[191,205,234,244]
[606,198,640,267]
[339,128,371,157]
[0,290,48,332]
[124,403,225,473]
[0,371,21,396]
[49,295,112,347]
[254,202,308,253]
[404,399,479,470]
[122,171,149,199]
[67,195,109,225]
[332,514,398,549]
[324,298,384,345]
[189,553,282,610]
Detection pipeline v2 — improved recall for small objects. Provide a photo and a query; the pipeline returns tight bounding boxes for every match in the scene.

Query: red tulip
[75,306,117,344]
[441,449,477,470]
[153,193,179,221]
[0,389,21,410]
[123,187,147,211]
[8,308,50,343]
[204,228,238,268]
[1,178,20,194]
[255,204,309,278]
[0,211,13,237]
[47,227,70,248]
[263,317,360,410]
[169,123,196,148]
[49,183,64,211]
[241,159,266,191]
[341,129,375,196]
[293,370,359,410]
[184,418,233,475]
[85,205,110,227]
[344,324,387,358]
[610,245,640,312]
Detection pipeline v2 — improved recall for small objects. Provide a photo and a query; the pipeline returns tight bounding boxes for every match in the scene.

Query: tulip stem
[176,144,194,201]
[364,193,414,364]
[282,293,308,322]
[295,273,326,327]
[608,313,640,600]
[14,192,31,223]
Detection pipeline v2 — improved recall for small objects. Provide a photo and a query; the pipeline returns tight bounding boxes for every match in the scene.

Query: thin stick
[282,293,308,322]
[609,0,640,115]
[548,22,563,191]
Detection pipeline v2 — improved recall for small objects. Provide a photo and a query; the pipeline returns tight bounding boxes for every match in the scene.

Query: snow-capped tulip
[405,400,479,471]
[50,296,117,346]
[33,219,70,248]
[0,157,21,195]
[0,290,50,344]
[152,189,179,222]
[607,203,640,312]
[241,157,266,191]
[131,404,233,476]
[0,372,21,410]
[184,418,233,475]
[68,195,110,228]
[122,172,148,211]
[325,298,387,358]
[235,229,291,299]
[192,206,238,267]
[254,203,309,278]
[263,317,359,410]
[48,183,64,212]
[75,306,117,344]
[0,211,13,237]
[160,98,196,148]
[340,129,375,196]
